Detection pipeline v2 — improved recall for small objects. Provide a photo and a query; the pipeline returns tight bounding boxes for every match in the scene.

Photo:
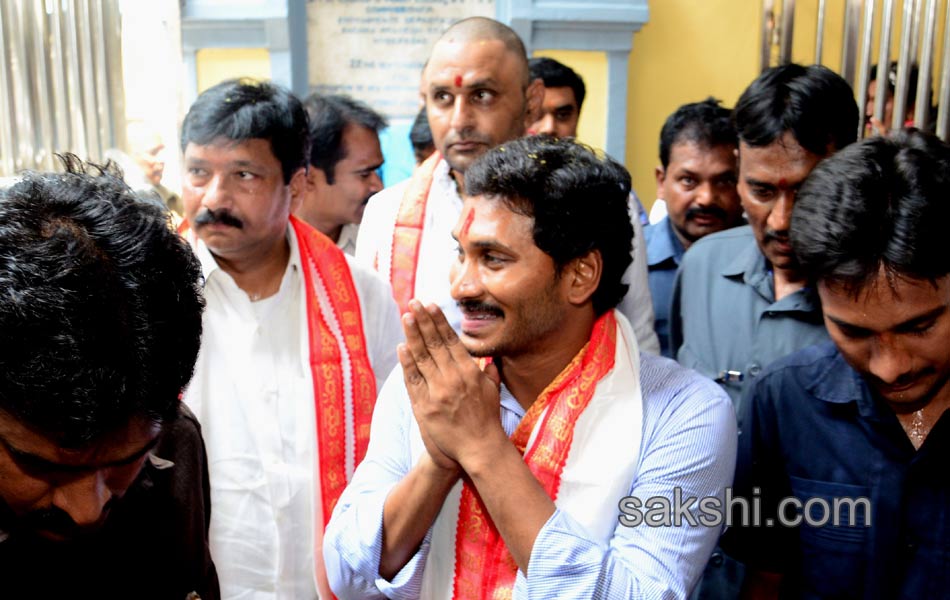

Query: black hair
[464,136,632,316]
[0,155,205,447]
[409,107,434,152]
[734,63,858,156]
[528,57,586,110]
[304,93,387,184]
[659,97,736,168]
[791,129,950,294]
[180,78,309,184]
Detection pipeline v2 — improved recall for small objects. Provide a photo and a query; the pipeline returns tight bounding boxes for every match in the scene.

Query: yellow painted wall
[627,1,761,205]
[195,47,272,94]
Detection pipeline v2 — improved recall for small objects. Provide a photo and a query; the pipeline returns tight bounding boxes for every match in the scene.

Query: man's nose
[868,335,914,386]
[52,470,112,529]
[201,173,231,211]
[449,255,483,301]
[449,97,475,133]
[767,193,794,233]
[533,114,556,136]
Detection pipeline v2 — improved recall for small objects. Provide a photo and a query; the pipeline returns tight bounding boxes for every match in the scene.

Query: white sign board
[307,0,494,119]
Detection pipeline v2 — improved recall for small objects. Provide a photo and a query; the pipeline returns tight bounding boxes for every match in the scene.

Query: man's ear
[565,249,603,307]
[524,77,545,127]
[655,166,667,200]
[288,167,307,213]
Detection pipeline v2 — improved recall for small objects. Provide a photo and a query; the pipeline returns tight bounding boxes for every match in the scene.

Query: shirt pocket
[789,476,871,599]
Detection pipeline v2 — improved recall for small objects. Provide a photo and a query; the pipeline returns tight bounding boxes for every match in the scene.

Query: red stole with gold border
[388,150,442,314]
[451,311,618,600]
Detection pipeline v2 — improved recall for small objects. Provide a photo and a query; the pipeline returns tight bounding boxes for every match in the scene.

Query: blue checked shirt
[324,352,736,599]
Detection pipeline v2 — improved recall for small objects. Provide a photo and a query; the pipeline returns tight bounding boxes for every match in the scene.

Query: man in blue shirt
[724,130,950,599]
[324,135,736,599]
[672,64,859,600]
[646,98,743,357]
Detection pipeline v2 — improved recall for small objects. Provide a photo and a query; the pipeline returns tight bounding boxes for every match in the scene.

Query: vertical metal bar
[64,0,88,157]
[779,0,796,64]
[49,0,71,153]
[0,1,16,176]
[936,0,950,139]
[90,0,112,153]
[77,0,101,160]
[9,0,36,172]
[102,0,126,153]
[892,0,917,129]
[29,0,54,170]
[914,0,938,129]
[815,0,827,64]
[856,0,877,137]
[841,0,864,88]
[761,0,777,71]
[874,0,898,128]
[909,0,923,61]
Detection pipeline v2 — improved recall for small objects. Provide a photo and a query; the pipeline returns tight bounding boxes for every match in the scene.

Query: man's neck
[891,379,950,450]
[314,220,343,243]
[496,314,596,412]
[772,265,807,301]
[450,167,465,195]
[212,237,291,301]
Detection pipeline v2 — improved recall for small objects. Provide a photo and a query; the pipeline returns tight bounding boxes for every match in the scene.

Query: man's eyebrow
[1,435,161,474]
[895,306,946,329]
[744,177,777,188]
[827,306,946,333]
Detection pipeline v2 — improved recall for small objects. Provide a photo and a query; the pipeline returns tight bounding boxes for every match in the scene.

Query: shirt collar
[720,231,768,279]
[645,217,686,267]
[805,345,879,419]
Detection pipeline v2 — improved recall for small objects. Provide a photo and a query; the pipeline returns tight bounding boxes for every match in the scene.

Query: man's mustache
[19,501,112,539]
[458,300,504,318]
[685,205,729,222]
[763,228,790,244]
[194,208,244,229]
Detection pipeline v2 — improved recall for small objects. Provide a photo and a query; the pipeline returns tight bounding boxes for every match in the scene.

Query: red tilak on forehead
[778,178,788,187]
[455,75,463,87]
[461,207,475,236]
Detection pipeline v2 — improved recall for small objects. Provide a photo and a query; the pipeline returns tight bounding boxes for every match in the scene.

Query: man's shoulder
[639,353,734,423]
[676,225,755,288]
[753,341,842,395]
[684,225,755,262]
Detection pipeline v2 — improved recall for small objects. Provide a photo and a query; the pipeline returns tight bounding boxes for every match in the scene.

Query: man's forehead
[0,411,161,467]
[184,137,275,161]
[425,38,524,86]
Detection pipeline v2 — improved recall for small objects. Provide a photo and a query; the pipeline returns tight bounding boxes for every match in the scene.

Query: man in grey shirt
[669,64,858,600]
[670,64,858,411]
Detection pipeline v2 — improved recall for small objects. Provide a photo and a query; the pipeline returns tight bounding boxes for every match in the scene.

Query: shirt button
[709,551,724,567]
[748,363,762,377]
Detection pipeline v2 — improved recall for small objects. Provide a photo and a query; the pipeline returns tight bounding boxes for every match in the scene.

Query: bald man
[355,16,660,354]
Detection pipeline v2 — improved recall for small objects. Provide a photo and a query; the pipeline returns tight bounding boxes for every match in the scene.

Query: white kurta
[184,226,402,600]
[355,158,661,354]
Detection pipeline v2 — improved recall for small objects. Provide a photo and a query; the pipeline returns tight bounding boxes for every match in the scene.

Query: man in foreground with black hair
[0,157,216,599]
[725,129,950,598]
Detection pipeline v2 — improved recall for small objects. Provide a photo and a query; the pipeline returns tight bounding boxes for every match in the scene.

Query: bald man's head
[421,17,542,177]
[434,17,530,86]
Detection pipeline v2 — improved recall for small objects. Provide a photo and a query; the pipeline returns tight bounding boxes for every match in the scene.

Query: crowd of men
[0,14,946,600]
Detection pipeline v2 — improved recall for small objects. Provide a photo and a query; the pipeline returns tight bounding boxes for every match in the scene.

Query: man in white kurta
[355,17,660,355]
[178,79,402,599]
